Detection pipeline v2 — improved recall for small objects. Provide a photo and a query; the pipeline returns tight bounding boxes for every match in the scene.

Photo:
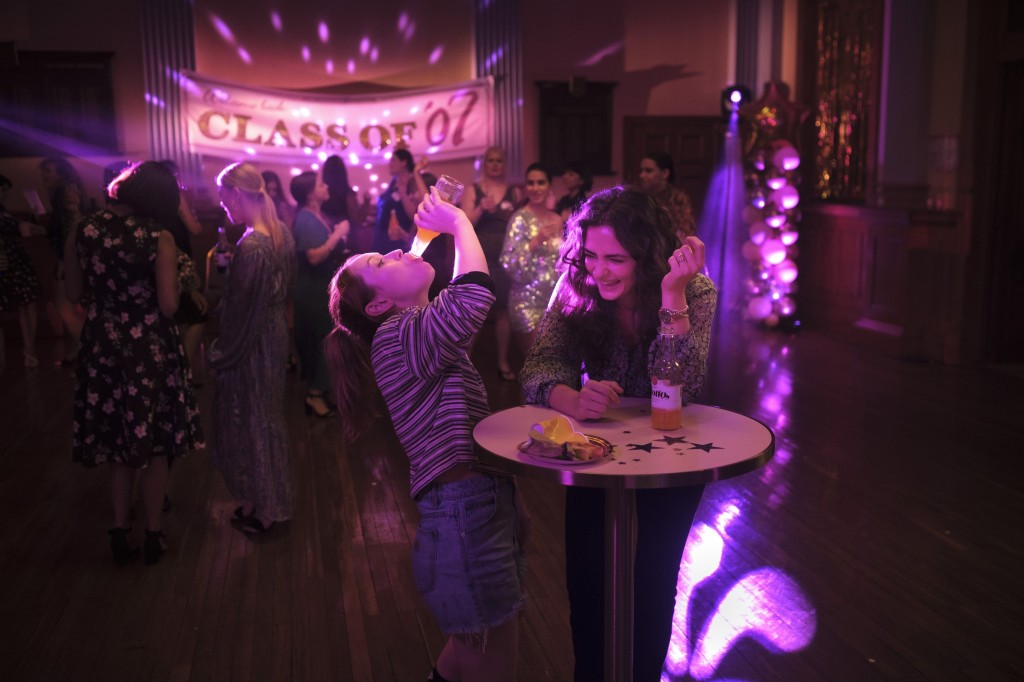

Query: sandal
[241,516,273,534]
[233,505,254,521]
[109,527,139,566]
[304,393,336,418]
[144,530,167,565]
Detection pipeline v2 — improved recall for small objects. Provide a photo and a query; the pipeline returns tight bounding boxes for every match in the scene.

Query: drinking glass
[411,174,464,256]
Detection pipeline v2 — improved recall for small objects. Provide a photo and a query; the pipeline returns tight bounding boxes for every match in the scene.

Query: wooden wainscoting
[800,204,909,356]
[799,203,970,363]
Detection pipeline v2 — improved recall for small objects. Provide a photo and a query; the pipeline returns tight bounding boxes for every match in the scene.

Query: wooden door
[987,60,1024,362]
[622,116,722,219]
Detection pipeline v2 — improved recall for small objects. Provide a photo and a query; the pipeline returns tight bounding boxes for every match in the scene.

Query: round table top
[473,398,775,489]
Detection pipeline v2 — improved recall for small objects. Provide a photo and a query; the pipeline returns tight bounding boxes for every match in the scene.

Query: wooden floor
[1,317,1023,681]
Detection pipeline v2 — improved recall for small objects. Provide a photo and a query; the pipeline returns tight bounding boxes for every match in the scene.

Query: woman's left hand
[414,187,471,235]
[190,290,209,316]
[663,236,705,292]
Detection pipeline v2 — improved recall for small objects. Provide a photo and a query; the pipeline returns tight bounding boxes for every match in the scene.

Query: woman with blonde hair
[462,146,521,381]
[209,162,296,534]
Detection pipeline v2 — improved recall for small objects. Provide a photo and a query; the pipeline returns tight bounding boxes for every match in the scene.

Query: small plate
[517,435,614,466]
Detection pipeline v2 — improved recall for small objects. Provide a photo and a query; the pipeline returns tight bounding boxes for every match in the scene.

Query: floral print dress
[0,209,41,310]
[72,210,204,468]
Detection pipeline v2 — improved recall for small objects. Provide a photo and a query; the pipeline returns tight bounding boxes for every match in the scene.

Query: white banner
[180,71,493,164]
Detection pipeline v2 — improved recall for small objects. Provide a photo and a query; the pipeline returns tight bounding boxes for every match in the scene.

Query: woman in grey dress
[209,162,296,534]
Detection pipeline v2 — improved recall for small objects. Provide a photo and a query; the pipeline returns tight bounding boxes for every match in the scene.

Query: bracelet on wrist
[658,305,690,325]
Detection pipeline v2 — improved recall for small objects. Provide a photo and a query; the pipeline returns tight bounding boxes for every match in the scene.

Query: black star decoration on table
[688,441,724,453]
[626,442,660,453]
[659,435,689,445]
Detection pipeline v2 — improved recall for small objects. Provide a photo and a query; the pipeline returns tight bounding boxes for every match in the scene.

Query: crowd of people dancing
[0,146,712,681]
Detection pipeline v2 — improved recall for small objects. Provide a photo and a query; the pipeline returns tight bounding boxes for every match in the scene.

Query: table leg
[605,485,636,682]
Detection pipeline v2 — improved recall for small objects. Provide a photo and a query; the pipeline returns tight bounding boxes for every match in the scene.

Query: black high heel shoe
[144,530,167,566]
[304,393,336,418]
[109,527,139,566]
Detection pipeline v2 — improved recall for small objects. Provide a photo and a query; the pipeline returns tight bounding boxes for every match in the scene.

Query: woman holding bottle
[519,186,716,681]
[462,146,521,381]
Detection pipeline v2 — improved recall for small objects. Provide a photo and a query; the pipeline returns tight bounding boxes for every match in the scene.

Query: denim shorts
[413,474,525,643]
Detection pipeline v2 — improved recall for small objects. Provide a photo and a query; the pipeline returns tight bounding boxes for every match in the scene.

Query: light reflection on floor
[664,333,817,680]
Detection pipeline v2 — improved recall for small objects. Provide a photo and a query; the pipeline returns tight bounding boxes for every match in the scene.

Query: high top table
[473,397,775,682]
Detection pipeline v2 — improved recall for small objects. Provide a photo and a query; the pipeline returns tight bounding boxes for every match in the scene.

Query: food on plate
[518,415,609,462]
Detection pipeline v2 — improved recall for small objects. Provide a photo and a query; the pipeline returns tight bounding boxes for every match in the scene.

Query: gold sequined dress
[499,209,563,334]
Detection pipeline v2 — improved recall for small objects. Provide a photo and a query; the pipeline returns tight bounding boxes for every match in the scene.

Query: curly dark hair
[557,186,680,365]
[323,256,392,441]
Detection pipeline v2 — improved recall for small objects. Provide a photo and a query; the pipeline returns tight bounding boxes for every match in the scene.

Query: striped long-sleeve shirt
[370,271,503,498]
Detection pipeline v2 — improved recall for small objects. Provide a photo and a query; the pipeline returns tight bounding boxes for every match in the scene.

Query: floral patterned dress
[72,210,204,468]
[0,209,41,310]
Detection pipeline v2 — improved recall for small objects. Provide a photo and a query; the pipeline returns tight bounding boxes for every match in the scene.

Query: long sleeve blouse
[371,272,504,498]
[520,273,717,407]
[207,231,292,372]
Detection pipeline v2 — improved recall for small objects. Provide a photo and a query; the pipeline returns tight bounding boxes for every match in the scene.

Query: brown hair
[324,257,391,441]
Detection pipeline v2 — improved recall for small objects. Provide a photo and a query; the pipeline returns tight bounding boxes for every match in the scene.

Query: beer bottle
[650,322,684,430]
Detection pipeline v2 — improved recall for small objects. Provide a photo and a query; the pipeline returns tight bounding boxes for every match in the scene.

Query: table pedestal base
[606,486,636,682]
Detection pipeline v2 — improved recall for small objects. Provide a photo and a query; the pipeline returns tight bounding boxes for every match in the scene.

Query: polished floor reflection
[1,320,1022,680]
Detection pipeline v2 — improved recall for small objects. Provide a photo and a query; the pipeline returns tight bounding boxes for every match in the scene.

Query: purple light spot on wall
[370,47,379,63]
[301,46,311,63]
[270,11,282,32]
[404,22,416,41]
[347,60,356,74]
[209,13,236,44]
[429,46,444,64]
[318,21,330,44]
[348,153,360,165]
[325,59,334,75]
[237,47,252,64]
[579,41,623,67]
[397,12,408,31]
[360,37,370,55]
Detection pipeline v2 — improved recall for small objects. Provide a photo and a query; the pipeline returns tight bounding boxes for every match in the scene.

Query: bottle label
[651,379,681,410]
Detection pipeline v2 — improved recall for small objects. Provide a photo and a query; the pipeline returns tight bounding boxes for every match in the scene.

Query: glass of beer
[411,174,464,256]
